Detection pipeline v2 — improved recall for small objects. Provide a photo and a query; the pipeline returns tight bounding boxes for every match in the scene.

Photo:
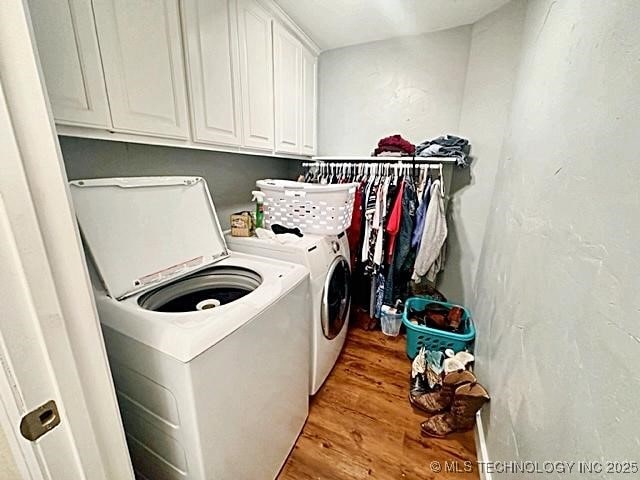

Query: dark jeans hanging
[384,178,418,305]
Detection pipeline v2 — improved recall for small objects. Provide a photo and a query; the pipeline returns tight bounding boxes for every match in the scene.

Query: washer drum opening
[138,266,262,313]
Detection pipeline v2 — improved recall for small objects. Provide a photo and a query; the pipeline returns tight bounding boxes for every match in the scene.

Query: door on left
[0,1,134,479]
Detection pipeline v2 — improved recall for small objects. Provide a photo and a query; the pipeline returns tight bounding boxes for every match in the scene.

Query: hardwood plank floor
[278,328,479,480]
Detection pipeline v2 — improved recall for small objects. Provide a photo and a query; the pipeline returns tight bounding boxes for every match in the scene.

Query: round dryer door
[321,256,351,339]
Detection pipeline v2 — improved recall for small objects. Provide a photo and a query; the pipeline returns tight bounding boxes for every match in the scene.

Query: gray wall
[439,0,526,303]
[473,0,640,476]
[59,137,293,229]
[317,27,471,155]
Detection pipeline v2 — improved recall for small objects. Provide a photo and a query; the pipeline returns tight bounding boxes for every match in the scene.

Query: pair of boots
[410,370,489,437]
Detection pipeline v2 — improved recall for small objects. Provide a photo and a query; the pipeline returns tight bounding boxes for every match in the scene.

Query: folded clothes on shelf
[373,134,415,156]
[415,134,471,167]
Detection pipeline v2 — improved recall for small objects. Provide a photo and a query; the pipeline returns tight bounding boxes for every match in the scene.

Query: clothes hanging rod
[301,161,444,169]
[311,155,457,163]
[302,160,442,167]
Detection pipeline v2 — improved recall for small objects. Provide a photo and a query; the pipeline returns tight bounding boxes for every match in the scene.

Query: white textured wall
[439,0,526,303]
[317,28,471,155]
[474,0,640,475]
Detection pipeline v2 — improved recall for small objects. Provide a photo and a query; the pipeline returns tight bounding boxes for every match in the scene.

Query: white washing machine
[226,232,351,395]
[69,177,310,480]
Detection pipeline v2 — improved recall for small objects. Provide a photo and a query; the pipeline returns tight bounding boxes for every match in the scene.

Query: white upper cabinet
[182,0,243,146]
[273,23,318,156]
[236,0,275,151]
[301,48,318,156]
[28,0,318,156]
[93,0,189,139]
[27,0,111,128]
[273,23,302,155]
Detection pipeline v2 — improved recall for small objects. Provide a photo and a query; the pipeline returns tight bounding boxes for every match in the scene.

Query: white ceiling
[275,0,511,51]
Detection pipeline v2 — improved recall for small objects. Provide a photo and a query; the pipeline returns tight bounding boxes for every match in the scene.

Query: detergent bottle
[251,191,265,229]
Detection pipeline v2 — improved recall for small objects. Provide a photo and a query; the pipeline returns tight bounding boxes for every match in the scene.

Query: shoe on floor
[420,382,490,437]
[409,369,476,414]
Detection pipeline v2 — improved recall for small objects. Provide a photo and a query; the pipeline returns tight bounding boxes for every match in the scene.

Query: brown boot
[420,382,490,437]
[409,370,476,414]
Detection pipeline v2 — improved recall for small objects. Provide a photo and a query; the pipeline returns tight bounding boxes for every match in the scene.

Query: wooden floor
[278,328,479,480]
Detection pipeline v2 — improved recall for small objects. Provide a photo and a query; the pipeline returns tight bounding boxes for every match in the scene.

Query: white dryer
[226,232,351,395]
[69,177,310,480]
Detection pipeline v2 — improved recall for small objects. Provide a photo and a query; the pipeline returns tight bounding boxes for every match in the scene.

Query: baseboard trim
[474,411,492,480]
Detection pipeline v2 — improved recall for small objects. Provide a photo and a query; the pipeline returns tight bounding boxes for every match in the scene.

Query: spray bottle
[251,190,265,229]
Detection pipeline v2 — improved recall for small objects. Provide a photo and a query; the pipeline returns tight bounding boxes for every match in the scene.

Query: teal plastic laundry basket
[402,297,475,358]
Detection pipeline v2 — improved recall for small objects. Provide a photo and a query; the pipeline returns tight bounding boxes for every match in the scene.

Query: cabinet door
[301,48,318,156]
[236,0,274,151]
[182,0,242,146]
[93,0,189,138]
[273,23,301,155]
[28,0,111,128]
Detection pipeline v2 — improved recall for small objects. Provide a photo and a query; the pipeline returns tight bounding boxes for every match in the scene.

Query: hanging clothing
[372,176,391,268]
[412,179,447,283]
[300,160,452,315]
[360,181,378,263]
[374,271,385,318]
[385,181,404,264]
[383,177,418,304]
[346,182,364,268]
[369,273,377,319]
[411,176,432,249]
[415,167,428,201]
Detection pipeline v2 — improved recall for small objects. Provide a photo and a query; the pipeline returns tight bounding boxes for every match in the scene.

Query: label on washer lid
[134,256,205,288]
[117,252,230,300]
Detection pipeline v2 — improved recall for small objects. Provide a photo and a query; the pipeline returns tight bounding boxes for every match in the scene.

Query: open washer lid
[69,176,229,300]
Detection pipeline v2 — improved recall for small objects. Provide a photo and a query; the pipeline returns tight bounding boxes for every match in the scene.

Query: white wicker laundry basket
[256,179,358,235]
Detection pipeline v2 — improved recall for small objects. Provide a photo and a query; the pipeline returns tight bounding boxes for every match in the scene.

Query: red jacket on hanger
[347,182,364,267]
[385,181,404,263]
